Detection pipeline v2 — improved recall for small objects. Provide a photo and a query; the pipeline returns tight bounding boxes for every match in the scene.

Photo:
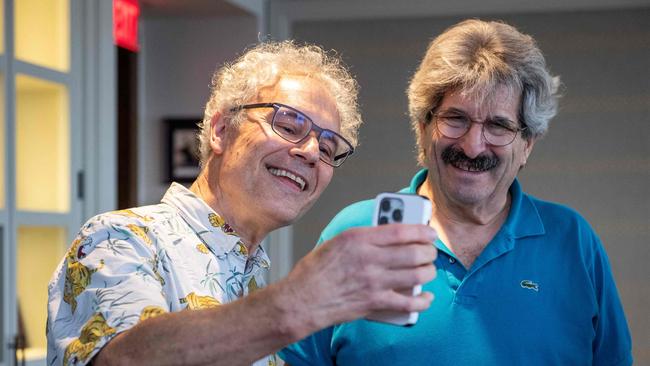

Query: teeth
[454,162,485,172]
[459,165,476,172]
[268,168,306,191]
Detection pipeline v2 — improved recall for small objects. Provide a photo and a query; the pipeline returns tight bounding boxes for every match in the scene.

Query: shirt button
[449,257,456,264]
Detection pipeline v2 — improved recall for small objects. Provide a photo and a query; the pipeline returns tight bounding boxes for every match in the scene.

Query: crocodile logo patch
[520,280,539,292]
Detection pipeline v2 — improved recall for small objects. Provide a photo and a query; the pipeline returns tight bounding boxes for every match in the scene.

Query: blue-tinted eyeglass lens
[273,107,310,141]
[318,130,340,162]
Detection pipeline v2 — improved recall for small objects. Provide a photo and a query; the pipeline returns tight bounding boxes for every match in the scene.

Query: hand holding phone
[366,192,432,326]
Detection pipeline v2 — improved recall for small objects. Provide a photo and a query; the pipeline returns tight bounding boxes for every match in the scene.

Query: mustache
[441,146,500,172]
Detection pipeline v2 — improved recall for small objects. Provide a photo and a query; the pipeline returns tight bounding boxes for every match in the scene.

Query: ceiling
[140,0,650,19]
[140,0,251,17]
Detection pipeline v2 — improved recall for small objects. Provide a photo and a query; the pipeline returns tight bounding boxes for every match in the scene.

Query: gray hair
[408,19,560,165]
[198,40,362,166]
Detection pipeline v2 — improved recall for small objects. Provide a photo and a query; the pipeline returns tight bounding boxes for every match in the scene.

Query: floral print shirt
[47,183,275,366]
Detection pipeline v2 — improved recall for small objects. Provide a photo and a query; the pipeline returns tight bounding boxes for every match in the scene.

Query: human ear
[521,137,536,166]
[209,112,227,155]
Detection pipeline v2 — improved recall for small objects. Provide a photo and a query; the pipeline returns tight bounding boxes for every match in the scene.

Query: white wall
[138,15,258,205]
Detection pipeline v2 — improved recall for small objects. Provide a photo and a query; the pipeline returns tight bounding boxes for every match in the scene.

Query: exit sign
[114,0,140,52]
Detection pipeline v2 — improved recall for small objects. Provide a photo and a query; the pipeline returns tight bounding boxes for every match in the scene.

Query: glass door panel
[0,226,4,364]
[15,0,69,71]
[0,0,4,54]
[2,0,84,365]
[16,226,67,362]
[0,73,4,209]
[16,75,69,213]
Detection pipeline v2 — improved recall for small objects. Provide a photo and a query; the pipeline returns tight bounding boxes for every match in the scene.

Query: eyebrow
[439,107,515,123]
[438,107,467,115]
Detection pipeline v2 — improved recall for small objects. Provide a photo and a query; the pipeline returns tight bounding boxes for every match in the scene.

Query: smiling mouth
[267,167,307,191]
[450,161,492,173]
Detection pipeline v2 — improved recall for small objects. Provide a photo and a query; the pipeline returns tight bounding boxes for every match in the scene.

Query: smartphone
[367,192,432,326]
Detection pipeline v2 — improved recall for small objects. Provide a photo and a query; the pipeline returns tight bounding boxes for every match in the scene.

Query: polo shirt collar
[503,178,545,239]
[405,169,426,193]
[161,183,270,263]
[408,169,545,241]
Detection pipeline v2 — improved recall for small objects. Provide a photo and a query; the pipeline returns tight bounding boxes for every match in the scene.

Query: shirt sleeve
[278,327,335,366]
[589,235,633,366]
[47,214,170,366]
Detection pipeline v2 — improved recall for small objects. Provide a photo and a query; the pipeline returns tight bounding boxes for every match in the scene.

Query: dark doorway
[117,47,138,209]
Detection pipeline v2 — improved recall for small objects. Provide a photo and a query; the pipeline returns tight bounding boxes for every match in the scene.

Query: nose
[290,133,320,165]
[456,122,487,159]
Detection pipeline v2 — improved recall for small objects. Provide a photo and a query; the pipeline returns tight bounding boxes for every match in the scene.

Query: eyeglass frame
[229,102,355,167]
[425,108,527,147]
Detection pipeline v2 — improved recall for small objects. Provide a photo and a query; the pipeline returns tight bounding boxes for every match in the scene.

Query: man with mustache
[280,20,632,365]
[47,41,437,366]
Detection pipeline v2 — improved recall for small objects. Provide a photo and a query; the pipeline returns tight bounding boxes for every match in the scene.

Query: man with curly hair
[47,41,437,366]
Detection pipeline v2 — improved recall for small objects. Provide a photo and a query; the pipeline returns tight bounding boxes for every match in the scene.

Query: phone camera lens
[378,216,389,225]
[380,199,391,212]
[392,209,403,222]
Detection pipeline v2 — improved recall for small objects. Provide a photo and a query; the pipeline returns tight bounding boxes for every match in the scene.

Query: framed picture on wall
[166,118,202,183]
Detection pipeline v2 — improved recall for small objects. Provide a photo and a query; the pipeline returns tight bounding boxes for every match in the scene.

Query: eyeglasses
[427,109,526,147]
[230,102,354,167]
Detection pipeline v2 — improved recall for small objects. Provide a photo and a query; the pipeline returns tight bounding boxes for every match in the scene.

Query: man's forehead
[257,74,323,99]
[257,75,341,130]
[442,85,521,116]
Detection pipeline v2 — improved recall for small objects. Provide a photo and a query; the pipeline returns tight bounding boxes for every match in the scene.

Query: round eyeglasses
[230,103,354,167]
[427,109,526,147]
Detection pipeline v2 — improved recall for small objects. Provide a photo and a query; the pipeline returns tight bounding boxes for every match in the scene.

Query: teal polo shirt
[279,169,632,366]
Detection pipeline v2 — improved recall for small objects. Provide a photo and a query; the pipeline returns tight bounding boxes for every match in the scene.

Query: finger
[376,264,437,290]
[373,244,437,268]
[345,224,437,247]
[409,291,435,312]
[368,290,434,313]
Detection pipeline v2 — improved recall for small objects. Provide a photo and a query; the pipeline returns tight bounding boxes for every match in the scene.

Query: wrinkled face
[419,86,535,207]
[214,75,340,228]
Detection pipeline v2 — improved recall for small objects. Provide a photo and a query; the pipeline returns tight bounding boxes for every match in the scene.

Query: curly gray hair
[198,41,362,166]
[408,19,560,165]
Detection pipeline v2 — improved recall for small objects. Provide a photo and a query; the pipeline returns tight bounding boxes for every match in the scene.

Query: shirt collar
[408,169,545,240]
[502,178,545,239]
[406,169,428,194]
[161,183,271,264]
